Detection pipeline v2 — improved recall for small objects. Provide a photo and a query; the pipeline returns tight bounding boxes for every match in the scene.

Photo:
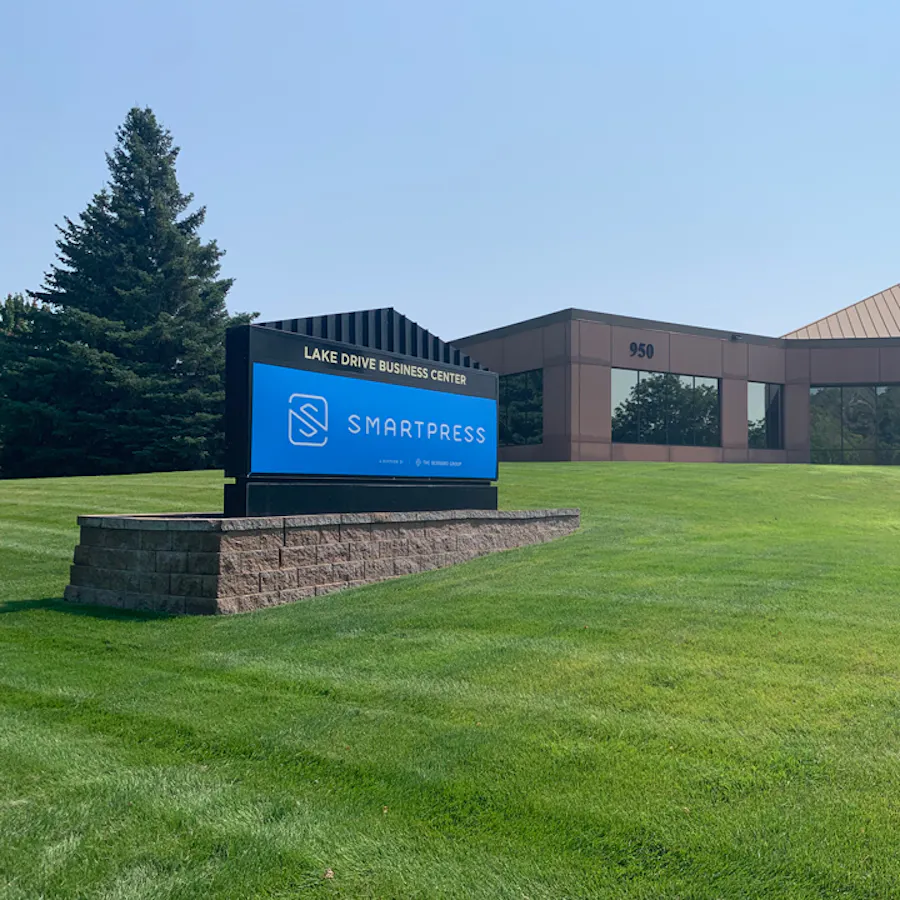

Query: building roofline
[454,308,784,347]
[782,283,900,339]
[454,306,900,353]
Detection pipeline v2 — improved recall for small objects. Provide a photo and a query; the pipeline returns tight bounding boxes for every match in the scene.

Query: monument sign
[224,324,499,516]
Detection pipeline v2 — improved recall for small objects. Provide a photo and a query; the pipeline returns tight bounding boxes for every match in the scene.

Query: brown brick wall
[63,509,580,615]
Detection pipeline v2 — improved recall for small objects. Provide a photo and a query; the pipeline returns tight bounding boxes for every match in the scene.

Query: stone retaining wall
[63,509,580,615]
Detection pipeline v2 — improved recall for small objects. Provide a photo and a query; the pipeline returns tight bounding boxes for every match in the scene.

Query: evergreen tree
[0,293,34,336]
[0,108,253,478]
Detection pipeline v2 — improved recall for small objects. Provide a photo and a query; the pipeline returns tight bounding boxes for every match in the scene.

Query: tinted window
[611,368,639,443]
[611,369,720,447]
[499,369,543,446]
[810,387,842,453]
[810,385,900,465]
[748,382,783,450]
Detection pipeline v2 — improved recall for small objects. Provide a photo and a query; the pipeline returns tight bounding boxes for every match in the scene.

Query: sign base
[224,479,498,517]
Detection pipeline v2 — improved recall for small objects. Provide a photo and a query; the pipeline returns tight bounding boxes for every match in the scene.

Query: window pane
[611,368,640,443]
[843,386,876,451]
[748,382,766,449]
[667,375,695,446]
[765,384,783,450]
[749,382,783,450]
[877,385,900,464]
[499,369,543,446]
[638,372,672,444]
[693,377,720,447]
[810,387,842,452]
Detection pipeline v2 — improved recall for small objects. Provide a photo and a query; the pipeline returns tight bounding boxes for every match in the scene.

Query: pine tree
[0,108,253,478]
[0,293,33,336]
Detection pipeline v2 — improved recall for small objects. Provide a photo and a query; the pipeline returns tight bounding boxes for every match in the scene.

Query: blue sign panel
[250,362,498,480]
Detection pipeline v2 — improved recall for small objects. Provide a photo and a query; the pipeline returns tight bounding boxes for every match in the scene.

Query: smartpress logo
[288,394,328,446]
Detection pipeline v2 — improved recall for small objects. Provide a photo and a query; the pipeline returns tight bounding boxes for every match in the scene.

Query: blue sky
[3,1,899,341]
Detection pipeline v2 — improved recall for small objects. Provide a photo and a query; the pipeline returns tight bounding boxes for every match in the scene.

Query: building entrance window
[810,385,900,464]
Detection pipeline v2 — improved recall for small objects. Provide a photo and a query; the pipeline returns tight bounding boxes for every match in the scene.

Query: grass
[2,463,900,898]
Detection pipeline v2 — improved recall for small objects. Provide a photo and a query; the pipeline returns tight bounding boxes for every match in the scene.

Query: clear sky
[3,1,900,341]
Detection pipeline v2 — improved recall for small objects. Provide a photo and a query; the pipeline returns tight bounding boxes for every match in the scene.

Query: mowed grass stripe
[2,463,900,897]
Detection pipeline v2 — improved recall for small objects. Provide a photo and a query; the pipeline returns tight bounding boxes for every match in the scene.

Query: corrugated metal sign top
[258,308,484,369]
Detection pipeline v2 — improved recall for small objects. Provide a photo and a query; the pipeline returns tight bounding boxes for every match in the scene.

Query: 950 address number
[629,341,654,359]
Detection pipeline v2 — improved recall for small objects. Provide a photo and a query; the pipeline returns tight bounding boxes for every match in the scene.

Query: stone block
[217,592,279,614]
[315,583,347,597]
[187,552,220,575]
[279,586,316,604]
[99,529,143,551]
[215,572,261,597]
[69,564,98,588]
[416,510,457,523]
[406,531,436,554]
[425,522,466,538]
[156,551,190,574]
[219,516,282,533]
[457,534,499,556]
[164,516,220,532]
[430,536,459,553]
[178,532,221,553]
[221,530,283,552]
[139,572,170,595]
[348,541,382,561]
[284,514,342,529]
[280,545,318,568]
[377,539,409,559]
[340,524,372,542]
[78,527,105,548]
[364,558,395,580]
[284,524,341,546]
[297,563,334,587]
[260,569,298,592]
[170,574,218,598]
[373,511,420,523]
[316,542,350,563]
[332,560,365,582]
[340,512,376,524]
[139,530,172,552]
[67,586,124,608]
[247,591,284,610]
[371,521,423,541]
[394,557,423,576]
[444,551,469,566]
[72,546,102,569]
[75,546,156,572]
[219,549,281,575]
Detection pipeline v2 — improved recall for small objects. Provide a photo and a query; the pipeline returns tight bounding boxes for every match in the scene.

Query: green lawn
[2,463,900,898]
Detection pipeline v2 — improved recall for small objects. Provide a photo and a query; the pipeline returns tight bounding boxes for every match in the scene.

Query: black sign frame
[224,325,500,516]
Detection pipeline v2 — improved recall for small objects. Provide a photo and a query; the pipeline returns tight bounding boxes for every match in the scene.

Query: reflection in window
[610,368,639,443]
[748,382,783,449]
[611,369,720,447]
[810,385,900,464]
[877,386,900,464]
[499,369,543,446]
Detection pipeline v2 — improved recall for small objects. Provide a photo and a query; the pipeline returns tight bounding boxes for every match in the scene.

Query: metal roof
[783,284,900,339]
